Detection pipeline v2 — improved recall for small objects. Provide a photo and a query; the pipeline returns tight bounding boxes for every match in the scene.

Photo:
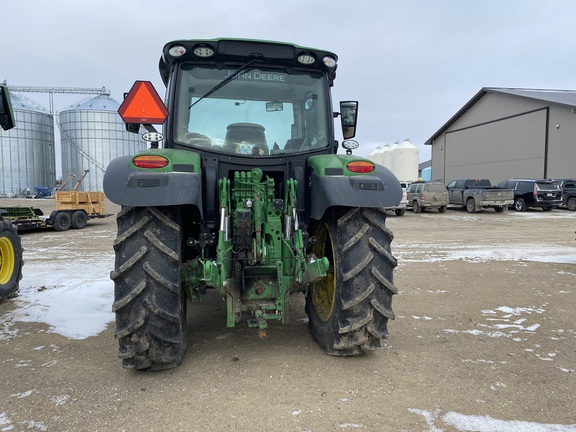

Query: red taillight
[133,155,169,169]
[346,161,375,173]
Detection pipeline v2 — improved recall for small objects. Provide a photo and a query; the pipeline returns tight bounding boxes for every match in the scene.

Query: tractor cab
[171,63,332,156]
[160,39,358,157]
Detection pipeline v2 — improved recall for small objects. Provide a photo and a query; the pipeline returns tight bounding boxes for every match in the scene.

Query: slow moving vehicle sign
[118,81,168,124]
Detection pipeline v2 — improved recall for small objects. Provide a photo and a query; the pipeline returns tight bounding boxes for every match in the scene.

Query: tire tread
[306,207,398,356]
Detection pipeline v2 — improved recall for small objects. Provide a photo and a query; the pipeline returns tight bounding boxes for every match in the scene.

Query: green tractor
[0,84,24,302]
[104,38,401,370]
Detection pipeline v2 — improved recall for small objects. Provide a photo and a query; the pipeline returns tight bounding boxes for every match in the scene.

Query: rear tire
[0,221,23,301]
[514,198,527,212]
[53,212,71,231]
[394,208,405,216]
[567,197,576,211]
[438,206,447,213]
[111,206,187,371]
[305,207,397,356]
[494,206,505,213]
[413,201,421,213]
[71,211,87,229]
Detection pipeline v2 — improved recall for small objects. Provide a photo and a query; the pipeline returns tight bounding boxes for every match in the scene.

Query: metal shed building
[425,88,576,184]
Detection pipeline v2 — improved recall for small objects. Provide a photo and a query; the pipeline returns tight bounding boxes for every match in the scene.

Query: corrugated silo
[392,139,419,182]
[381,144,396,170]
[367,146,380,160]
[0,93,55,196]
[367,146,383,165]
[368,145,390,168]
[59,95,147,192]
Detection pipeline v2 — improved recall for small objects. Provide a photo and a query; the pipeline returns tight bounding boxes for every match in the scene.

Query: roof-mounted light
[297,53,316,65]
[193,45,215,58]
[168,45,187,57]
[322,56,337,68]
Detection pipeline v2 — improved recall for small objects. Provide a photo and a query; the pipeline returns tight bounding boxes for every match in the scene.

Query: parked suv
[553,179,576,211]
[406,181,449,213]
[385,181,411,216]
[496,179,563,211]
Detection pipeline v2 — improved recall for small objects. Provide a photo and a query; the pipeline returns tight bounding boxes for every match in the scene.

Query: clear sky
[3,0,576,162]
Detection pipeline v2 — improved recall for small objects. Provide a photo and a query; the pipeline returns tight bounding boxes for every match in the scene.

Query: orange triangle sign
[118,81,168,124]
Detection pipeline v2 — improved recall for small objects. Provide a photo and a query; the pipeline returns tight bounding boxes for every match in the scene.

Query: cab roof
[159,38,338,86]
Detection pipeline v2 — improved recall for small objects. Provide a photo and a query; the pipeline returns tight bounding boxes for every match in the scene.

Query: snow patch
[2,260,114,340]
[395,244,576,264]
[410,408,576,431]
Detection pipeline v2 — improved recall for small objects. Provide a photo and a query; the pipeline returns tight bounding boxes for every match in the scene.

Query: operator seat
[185,132,212,148]
[224,123,269,155]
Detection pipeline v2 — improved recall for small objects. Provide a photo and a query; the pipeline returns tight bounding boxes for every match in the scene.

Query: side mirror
[340,101,358,139]
[0,85,16,131]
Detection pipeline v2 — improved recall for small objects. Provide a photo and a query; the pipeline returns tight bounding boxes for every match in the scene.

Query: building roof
[425,88,576,145]
[10,92,50,113]
[61,95,121,112]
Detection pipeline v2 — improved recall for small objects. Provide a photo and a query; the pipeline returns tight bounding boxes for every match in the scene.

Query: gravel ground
[1,197,575,431]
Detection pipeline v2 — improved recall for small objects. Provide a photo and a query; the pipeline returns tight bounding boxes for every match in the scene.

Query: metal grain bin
[59,95,147,191]
[0,93,55,196]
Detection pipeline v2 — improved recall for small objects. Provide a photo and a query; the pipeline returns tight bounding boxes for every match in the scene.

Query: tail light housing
[346,161,375,173]
[133,155,169,169]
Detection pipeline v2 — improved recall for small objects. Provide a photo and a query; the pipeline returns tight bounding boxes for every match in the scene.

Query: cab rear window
[426,184,447,192]
[536,182,560,191]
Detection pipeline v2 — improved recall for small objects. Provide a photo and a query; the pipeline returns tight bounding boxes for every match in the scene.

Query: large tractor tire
[0,220,23,302]
[305,207,398,356]
[111,206,187,371]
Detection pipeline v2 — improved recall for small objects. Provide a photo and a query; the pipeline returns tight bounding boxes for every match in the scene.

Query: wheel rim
[567,198,576,211]
[310,221,335,322]
[0,237,15,285]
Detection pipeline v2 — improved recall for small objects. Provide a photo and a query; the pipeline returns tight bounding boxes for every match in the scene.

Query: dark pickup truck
[554,179,576,211]
[446,179,514,213]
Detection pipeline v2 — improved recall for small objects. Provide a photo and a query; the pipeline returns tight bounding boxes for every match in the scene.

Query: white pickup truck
[385,181,411,216]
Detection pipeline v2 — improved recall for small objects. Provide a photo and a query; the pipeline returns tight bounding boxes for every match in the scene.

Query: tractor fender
[309,164,402,220]
[103,156,203,210]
